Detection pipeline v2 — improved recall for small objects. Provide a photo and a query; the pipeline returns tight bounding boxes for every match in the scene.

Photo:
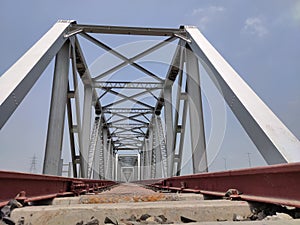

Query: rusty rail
[0,171,117,208]
[138,163,300,208]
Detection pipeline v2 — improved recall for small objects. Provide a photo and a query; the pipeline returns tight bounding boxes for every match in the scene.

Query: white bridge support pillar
[164,86,174,177]
[143,140,148,180]
[137,152,141,180]
[81,85,93,178]
[176,92,188,175]
[0,20,73,129]
[106,139,113,180]
[149,126,156,179]
[103,128,109,179]
[185,46,208,173]
[185,26,300,164]
[43,41,70,175]
[153,117,162,178]
[92,132,101,179]
[142,139,150,179]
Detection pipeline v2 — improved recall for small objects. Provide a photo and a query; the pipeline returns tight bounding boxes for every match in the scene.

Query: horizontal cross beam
[72,24,185,36]
[94,82,163,89]
[103,108,153,114]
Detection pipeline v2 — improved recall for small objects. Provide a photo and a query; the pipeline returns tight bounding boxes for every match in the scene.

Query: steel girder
[43,41,70,175]
[0,20,74,129]
[185,26,300,164]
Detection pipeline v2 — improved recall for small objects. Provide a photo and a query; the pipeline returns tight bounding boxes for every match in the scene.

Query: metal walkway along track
[0,21,300,224]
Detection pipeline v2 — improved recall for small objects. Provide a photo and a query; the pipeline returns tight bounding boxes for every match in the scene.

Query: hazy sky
[0,0,299,174]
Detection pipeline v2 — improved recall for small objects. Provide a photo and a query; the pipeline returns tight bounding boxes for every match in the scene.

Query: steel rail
[136,162,300,208]
[0,171,117,208]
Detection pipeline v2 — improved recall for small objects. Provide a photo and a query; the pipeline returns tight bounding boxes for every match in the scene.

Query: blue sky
[0,0,299,174]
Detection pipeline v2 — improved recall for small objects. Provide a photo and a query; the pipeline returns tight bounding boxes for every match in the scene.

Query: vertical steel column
[88,117,102,178]
[93,127,102,179]
[140,145,144,180]
[155,115,168,177]
[138,152,141,180]
[176,93,188,175]
[106,138,112,179]
[164,86,174,177]
[153,116,162,178]
[115,153,119,181]
[143,142,147,180]
[70,45,83,177]
[147,138,152,179]
[43,41,70,175]
[103,128,108,179]
[112,151,115,180]
[143,139,148,179]
[173,51,185,176]
[81,85,93,178]
[186,47,208,173]
[149,126,156,178]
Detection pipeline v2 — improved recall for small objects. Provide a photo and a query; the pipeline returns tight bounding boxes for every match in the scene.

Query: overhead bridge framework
[0,20,299,180]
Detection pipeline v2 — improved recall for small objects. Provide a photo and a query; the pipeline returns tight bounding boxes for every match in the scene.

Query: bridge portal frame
[0,21,299,179]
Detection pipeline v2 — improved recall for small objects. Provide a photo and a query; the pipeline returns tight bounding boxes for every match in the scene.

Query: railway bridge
[0,21,300,224]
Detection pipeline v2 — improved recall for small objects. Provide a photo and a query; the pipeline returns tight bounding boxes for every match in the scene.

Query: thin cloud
[292,1,300,23]
[242,17,269,38]
[192,6,225,16]
[191,5,225,30]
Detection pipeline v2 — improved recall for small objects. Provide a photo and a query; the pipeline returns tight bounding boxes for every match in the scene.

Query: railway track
[0,163,300,224]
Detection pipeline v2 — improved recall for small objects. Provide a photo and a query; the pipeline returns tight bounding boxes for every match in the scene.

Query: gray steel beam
[172,48,185,172]
[94,81,163,89]
[66,85,78,177]
[103,108,153,114]
[108,123,148,128]
[0,20,73,129]
[115,153,119,181]
[138,152,141,180]
[164,86,174,177]
[153,118,162,178]
[81,85,93,178]
[144,139,151,179]
[186,45,208,173]
[149,126,156,178]
[93,129,102,179]
[103,128,109,179]
[112,128,145,136]
[73,24,184,36]
[104,112,151,118]
[112,151,115,180]
[176,93,188,176]
[155,115,168,177]
[107,139,113,179]
[43,41,70,175]
[185,26,300,164]
[69,45,84,177]
[87,117,102,178]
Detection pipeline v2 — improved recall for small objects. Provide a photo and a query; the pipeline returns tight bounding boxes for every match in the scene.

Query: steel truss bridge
[0,20,300,182]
